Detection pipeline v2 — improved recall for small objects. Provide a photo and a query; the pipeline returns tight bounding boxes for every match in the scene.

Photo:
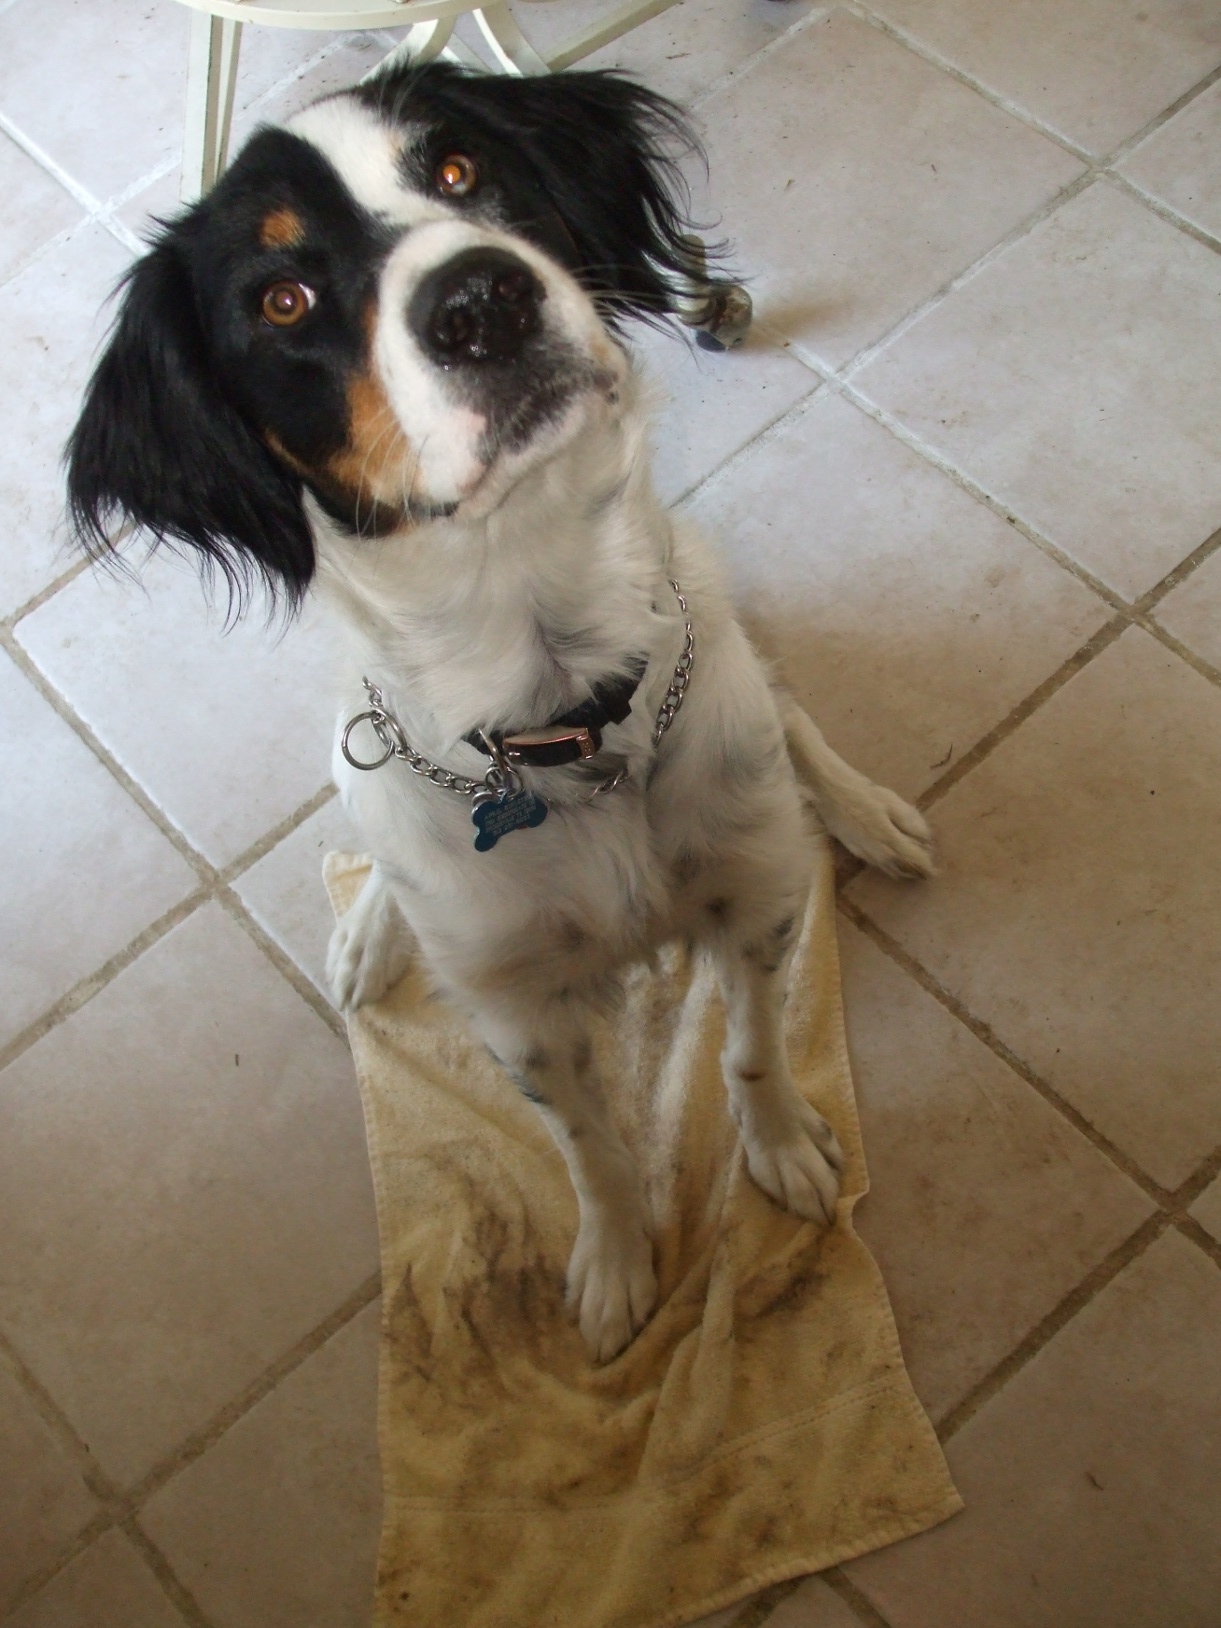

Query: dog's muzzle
[409,247,545,366]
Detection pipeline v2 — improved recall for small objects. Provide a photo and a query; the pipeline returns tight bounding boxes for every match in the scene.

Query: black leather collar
[463,660,647,769]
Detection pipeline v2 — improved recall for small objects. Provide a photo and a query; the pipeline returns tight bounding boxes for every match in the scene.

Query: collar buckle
[502,725,598,763]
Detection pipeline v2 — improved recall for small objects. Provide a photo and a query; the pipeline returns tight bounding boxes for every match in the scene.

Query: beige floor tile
[839,919,1154,1420]
[0,651,196,1049]
[142,1302,381,1628]
[1189,1176,1221,1243]
[0,224,132,619]
[0,0,344,206]
[766,1576,862,1627]
[0,903,377,1486]
[697,10,1081,368]
[0,1356,98,1612]
[6,1530,183,1628]
[1120,77,1221,238]
[866,0,1221,157]
[518,0,818,107]
[855,182,1221,600]
[1152,543,1221,670]
[0,0,190,203]
[846,1230,1221,1627]
[682,391,1108,798]
[848,628,1221,1192]
[231,34,392,148]
[634,326,819,505]
[235,795,361,1001]
[0,132,83,288]
[17,551,338,868]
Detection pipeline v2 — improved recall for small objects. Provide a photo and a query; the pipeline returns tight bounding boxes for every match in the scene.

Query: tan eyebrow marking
[259,207,306,249]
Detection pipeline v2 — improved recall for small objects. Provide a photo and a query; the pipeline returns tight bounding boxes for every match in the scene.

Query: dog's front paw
[743,1099,844,1225]
[327,874,414,1010]
[825,780,936,880]
[566,1214,657,1363]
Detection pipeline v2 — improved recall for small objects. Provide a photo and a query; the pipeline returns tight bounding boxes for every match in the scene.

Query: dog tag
[471,790,549,851]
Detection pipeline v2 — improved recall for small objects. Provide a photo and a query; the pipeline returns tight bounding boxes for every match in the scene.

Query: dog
[67,62,934,1362]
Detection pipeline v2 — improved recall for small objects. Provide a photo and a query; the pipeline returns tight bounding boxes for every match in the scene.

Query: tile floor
[2,0,1220,1623]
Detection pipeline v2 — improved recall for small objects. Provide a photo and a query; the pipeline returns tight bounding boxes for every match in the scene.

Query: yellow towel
[324,832,960,1628]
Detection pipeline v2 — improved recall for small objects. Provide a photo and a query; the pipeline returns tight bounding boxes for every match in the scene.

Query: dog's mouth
[415,350,624,520]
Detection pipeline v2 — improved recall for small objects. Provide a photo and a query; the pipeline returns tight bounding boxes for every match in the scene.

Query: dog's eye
[435,154,479,198]
[260,280,316,327]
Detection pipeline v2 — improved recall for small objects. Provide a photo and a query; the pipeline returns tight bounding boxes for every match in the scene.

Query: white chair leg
[182,10,242,203]
[364,15,455,78]
[471,2,550,75]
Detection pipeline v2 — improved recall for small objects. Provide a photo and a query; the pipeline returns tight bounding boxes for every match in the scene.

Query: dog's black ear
[495,70,720,324]
[66,235,315,611]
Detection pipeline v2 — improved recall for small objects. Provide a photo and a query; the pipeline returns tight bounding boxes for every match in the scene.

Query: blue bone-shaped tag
[471,790,549,851]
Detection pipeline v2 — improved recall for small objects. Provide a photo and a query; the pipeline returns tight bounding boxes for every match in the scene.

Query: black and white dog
[68,63,933,1361]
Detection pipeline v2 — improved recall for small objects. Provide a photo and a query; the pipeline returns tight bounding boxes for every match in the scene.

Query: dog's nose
[410,248,544,365]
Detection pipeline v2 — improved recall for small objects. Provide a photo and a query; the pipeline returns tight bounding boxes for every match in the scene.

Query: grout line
[822,1566,895,1627]
[1131,524,1221,613]
[1,637,343,1050]
[1,557,91,630]
[1103,58,1221,165]
[675,377,829,512]
[836,383,1129,608]
[830,171,1097,387]
[847,1,1093,162]
[0,1513,117,1623]
[216,886,346,1038]
[836,899,1172,1208]
[126,1271,380,1508]
[851,0,1221,184]
[1176,1215,1221,1272]
[934,1214,1168,1442]
[0,1272,380,1623]
[1135,611,1221,692]
[121,1521,217,1628]
[727,1576,804,1627]
[914,616,1127,810]
[0,1330,122,1511]
[0,109,108,218]
[1,627,214,883]
[1168,1140,1221,1215]
[0,891,209,1075]
[690,2,833,111]
[1104,168,1221,257]
[220,781,338,884]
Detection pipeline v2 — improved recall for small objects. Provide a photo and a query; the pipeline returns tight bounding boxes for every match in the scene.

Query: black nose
[410,248,544,365]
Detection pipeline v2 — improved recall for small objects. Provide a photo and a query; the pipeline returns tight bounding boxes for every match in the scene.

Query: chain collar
[340,578,695,803]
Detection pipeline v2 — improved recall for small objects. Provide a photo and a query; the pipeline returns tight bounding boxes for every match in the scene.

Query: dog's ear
[66,235,315,611]
[499,71,719,324]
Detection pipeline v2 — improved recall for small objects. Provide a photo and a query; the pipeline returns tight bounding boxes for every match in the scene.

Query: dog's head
[66,64,709,606]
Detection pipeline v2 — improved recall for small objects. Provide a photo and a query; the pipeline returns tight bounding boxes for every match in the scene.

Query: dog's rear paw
[825,781,936,880]
[327,872,414,1010]
[744,1101,843,1225]
[566,1215,657,1363]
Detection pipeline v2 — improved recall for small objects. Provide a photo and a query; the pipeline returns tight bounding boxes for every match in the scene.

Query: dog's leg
[327,861,416,1010]
[479,1008,657,1363]
[712,911,844,1225]
[777,692,936,879]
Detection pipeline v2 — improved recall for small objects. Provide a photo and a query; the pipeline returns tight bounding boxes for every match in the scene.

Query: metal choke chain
[341,577,694,800]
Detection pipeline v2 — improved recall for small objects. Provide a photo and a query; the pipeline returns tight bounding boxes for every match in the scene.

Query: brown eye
[435,153,478,197]
[260,280,315,327]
